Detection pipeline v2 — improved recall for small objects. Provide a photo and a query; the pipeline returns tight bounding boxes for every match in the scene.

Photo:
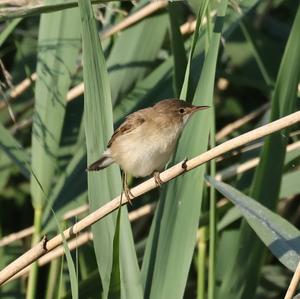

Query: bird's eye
[179,108,185,114]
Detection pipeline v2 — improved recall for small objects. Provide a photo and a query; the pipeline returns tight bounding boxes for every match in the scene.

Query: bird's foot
[123,183,134,205]
[181,157,188,172]
[153,171,163,187]
[121,172,134,205]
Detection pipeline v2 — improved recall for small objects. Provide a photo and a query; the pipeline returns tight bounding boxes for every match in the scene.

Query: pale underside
[108,116,185,177]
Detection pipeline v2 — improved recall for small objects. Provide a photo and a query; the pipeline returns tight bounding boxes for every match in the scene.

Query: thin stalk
[45,220,65,299]
[197,227,207,299]
[45,257,62,299]
[75,216,79,287]
[208,108,217,299]
[57,258,65,299]
[25,208,42,299]
[239,19,274,88]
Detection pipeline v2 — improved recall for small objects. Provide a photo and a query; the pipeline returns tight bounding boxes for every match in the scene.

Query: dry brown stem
[0,204,89,247]
[6,202,156,282]
[215,140,300,181]
[62,203,89,220]
[100,0,167,39]
[0,227,34,247]
[0,0,35,6]
[216,103,269,141]
[0,201,155,248]
[8,232,93,282]
[0,73,37,111]
[284,260,300,299]
[0,110,300,285]
[180,18,196,35]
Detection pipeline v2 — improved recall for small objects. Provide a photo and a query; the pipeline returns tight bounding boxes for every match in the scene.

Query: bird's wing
[107,111,146,148]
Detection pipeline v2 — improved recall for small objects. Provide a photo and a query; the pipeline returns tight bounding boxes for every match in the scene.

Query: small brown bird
[87,99,208,202]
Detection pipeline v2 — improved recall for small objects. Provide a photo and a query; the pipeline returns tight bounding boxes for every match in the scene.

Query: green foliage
[78,0,142,297]
[207,175,300,272]
[0,0,299,298]
[142,2,227,299]
[108,207,121,299]
[168,2,187,97]
[0,123,30,178]
[218,5,300,298]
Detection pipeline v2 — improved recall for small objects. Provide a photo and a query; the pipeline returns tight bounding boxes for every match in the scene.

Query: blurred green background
[0,0,299,298]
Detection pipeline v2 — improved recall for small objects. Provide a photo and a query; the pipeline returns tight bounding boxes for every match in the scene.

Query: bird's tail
[87,150,114,171]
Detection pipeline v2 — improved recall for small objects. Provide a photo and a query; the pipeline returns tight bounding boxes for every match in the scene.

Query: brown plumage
[87,98,208,201]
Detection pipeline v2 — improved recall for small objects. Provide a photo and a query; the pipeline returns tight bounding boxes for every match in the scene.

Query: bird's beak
[190,105,210,113]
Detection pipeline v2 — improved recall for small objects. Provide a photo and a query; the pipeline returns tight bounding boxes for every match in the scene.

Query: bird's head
[153,99,209,126]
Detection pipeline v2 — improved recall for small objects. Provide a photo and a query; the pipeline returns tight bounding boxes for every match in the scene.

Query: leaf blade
[142,2,228,298]
[77,1,143,297]
[206,175,300,272]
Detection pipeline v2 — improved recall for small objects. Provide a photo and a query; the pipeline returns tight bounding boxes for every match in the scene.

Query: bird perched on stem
[87,99,208,203]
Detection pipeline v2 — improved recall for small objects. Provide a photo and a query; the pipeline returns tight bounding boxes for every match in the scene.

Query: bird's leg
[119,172,125,206]
[181,157,188,172]
[153,171,163,187]
[122,171,134,205]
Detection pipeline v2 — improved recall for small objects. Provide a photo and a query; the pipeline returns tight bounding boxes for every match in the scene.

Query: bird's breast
[110,121,183,177]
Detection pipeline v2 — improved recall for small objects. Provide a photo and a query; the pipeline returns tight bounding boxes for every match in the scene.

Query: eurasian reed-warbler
[87,98,208,202]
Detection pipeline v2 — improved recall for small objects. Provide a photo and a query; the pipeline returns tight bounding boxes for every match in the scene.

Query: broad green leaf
[280,170,300,198]
[77,1,143,297]
[31,6,81,208]
[219,5,300,298]
[45,257,63,299]
[107,10,168,106]
[0,18,22,48]
[217,167,300,232]
[108,208,121,299]
[142,2,228,298]
[0,123,30,178]
[206,175,300,272]
[28,5,82,298]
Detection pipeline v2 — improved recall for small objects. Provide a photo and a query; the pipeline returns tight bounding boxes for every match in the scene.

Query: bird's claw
[121,172,134,205]
[153,171,163,187]
[123,184,134,205]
